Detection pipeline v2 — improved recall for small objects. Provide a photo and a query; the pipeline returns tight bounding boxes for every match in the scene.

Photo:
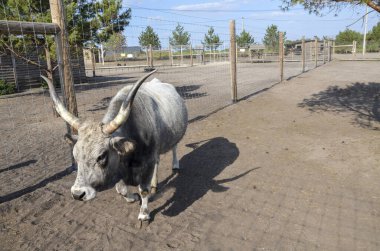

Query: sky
[122,0,380,47]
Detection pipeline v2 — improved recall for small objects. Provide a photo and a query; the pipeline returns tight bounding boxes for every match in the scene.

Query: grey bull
[42,70,188,221]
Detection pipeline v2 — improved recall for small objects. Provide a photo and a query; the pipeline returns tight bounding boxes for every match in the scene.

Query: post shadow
[151,137,259,218]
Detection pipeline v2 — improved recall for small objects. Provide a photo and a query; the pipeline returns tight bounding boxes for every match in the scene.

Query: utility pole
[363,5,368,56]
[242,17,245,31]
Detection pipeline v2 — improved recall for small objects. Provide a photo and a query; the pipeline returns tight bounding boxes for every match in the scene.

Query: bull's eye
[96,151,108,167]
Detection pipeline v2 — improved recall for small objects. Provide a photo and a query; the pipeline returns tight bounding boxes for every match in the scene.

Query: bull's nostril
[78,192,86,200]
[73,191,86,200]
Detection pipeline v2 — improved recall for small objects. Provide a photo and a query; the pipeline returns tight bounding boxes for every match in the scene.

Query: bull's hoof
[124,193,139,203]
[150,187,157,194]
[138,207,150,221]
[138,212,150,221]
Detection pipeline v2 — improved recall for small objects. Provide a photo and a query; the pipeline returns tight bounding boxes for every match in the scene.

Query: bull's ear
[111,137,135,156]
[64,134,78,146]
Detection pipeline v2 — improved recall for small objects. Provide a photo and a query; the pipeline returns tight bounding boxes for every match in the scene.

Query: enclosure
[1,0,380,249]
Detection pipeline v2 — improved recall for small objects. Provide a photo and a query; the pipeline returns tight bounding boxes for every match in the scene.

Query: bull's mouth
[71,186,97,201]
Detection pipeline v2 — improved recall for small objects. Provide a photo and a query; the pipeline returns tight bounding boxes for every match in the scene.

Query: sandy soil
[1,60,379,250]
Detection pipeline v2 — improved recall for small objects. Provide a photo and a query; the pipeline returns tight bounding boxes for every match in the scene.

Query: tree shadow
[87,97,112,112]
[151,137,259,219]
[298,82,380,130]
[175,85,207,100]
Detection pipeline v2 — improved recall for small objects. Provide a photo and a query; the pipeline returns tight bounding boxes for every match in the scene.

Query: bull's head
[42,71,156,201]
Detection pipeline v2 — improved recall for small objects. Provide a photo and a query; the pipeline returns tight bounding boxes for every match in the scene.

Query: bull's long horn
[102,69,157,134]
[41,75,81,130]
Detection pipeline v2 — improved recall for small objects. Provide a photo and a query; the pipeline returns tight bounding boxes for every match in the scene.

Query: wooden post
[10,53,19,91]
[229,20,237,102]
[323,40,326,64]
[149,44,153,67]
[301,37,305,72]
[190,44,193,66]
[49,0,78,134]
[332,41,335,59]
[169,45,173,66]
[329,41,332,61]
[146,47,149,66]
[352,40,357,56]
[314,38,318,68]
[91,48,96,77]
[180,45,183,65]
[279,32,284,82]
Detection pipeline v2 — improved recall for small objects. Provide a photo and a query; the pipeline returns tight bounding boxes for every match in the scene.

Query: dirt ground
[1,60,380,250]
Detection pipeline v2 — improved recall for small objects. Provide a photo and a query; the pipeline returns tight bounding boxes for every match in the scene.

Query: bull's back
[137,79,188,153]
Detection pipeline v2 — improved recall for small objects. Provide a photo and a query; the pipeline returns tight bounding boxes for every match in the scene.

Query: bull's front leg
[138,184,151,221]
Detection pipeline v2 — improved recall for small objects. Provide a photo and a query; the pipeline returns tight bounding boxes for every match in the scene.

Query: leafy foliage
[104,32,127,52]
[202,27,222,50]
[281,0,380,14]
[138,26,161,48]
[263,25,286,52]
[367,22,380,52]
[0,79,16,95]
[236,30,254,47]
[169,24,191,46]
[335,29,362,45]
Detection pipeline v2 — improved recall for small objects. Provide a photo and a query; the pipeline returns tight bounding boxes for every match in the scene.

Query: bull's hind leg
[172,145,180,171]
[115,180,139,203]
[150,160,159,194]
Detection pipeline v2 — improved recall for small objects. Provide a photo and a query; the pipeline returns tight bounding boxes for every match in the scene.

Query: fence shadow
[298,82,380,130]
[175,85,207,100]
[150,137,259,219]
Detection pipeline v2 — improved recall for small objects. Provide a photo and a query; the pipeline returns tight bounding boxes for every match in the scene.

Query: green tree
[368,22,380,41]
[236,30,254,47]
[202,27,222,50]
[281,0,380,14]
[138,26,161,48]
[367,22,380,51]
[335,29,362,53]
[335,29,362,45]
[263,25,286,52]
[169,24,191,46]
[104,32,127,52]
[0,0,131,77]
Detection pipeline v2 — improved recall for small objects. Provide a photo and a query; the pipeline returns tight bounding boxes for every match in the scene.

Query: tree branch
[3,43,50,76]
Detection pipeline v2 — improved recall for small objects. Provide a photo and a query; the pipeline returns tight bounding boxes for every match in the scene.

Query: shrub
[0,79,16,95]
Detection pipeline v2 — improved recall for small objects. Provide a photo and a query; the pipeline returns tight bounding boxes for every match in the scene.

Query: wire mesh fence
[0,0,334,202]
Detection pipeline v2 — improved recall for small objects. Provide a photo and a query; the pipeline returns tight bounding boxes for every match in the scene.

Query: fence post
[332,40,335,59]
[10,53,19,91]
[314,38,318,68]
[229,20,237,103]
[149,44,153,67]
[279,32,284,82]
[190,44,193,66]
[323,40,326,64]
[169,45,173,66]
[301,37,305,73]
[352,40,357,56]
[180,45,183,65]
[49,0,78,134]
[329,41,332,61]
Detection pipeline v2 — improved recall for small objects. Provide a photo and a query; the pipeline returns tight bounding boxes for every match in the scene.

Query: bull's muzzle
[71,186,96,201]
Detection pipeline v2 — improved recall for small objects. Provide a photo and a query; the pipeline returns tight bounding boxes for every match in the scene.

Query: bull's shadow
[299,82,380,130]
[151,137,255,218]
